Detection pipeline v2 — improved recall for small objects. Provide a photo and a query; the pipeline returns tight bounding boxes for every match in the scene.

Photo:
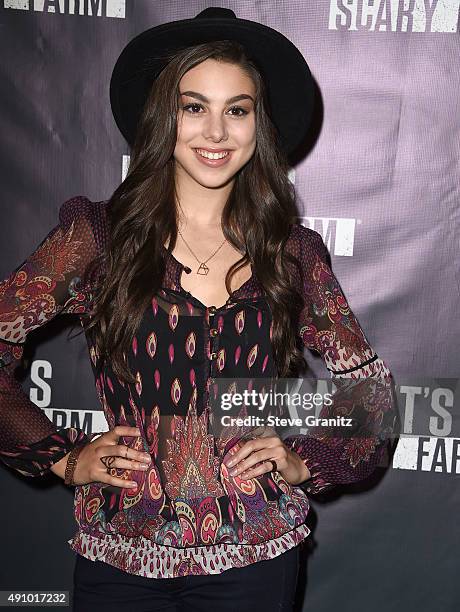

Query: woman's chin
[192,171,236,190]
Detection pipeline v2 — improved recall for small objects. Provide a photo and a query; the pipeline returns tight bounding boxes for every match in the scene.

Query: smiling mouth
[195,148,231,160]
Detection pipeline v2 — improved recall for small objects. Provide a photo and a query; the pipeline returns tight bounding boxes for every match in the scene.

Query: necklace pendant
[197,262,209,275]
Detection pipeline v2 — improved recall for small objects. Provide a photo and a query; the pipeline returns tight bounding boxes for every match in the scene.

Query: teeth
[196,149,229,160]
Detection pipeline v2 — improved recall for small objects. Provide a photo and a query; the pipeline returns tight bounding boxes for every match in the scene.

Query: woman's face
[173,58,257,190]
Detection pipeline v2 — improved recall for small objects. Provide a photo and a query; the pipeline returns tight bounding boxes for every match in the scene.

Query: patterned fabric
[0,196,397,578]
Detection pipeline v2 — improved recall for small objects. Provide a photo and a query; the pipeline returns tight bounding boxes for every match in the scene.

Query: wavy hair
[82,40,307,383]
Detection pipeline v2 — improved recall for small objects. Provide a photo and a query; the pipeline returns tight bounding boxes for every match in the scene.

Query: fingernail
[129,481,137,488]
[229,468,237,476]
[226,458,235,467]
[140,463,149,469]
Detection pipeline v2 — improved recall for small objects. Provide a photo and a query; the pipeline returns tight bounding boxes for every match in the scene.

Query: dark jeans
[72,545,300,612]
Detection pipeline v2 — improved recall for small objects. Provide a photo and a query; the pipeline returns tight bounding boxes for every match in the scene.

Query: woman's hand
[223,434,311,486]
[51,426,152,488]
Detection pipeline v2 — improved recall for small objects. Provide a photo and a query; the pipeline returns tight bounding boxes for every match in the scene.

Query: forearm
[0,354,90,478]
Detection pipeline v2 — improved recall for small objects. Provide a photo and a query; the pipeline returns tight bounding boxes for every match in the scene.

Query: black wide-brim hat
[110,7,314,157]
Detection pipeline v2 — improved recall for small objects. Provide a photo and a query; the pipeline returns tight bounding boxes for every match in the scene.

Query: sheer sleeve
[0,196,100,477]
[283,226,398,495]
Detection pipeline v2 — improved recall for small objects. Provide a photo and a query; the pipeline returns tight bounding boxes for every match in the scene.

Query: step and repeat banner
[0,1,459,610]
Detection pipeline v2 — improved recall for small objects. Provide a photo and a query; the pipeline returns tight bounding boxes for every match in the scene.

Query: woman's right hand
[67,425,152,488]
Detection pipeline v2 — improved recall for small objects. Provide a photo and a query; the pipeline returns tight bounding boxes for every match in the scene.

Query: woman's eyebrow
[179,90,254,104]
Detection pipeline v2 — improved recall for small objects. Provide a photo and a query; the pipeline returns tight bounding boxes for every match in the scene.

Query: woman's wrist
[63,445,86,485]
[50,433,99,482]
[297,458,311,484]
[49,452,71,480]
[288,450,311,485]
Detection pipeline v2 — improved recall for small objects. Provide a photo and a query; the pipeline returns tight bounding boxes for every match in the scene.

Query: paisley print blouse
[0,196,397,578]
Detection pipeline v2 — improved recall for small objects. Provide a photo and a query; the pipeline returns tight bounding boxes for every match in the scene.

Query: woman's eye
[228,106,248,117]
[183,103,203,113]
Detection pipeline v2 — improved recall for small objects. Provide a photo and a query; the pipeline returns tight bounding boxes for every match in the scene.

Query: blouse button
[210,352,217,360]
[208,306,216,315]
[210,328,218,337]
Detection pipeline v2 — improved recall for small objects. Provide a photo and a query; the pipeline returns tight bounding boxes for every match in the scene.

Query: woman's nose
[202,113,228,142]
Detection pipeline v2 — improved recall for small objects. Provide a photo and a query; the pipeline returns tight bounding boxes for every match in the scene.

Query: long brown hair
[82,40,307,383]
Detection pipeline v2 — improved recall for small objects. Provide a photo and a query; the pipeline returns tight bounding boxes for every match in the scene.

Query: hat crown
[195,7,236,20]
[110,6,313,156]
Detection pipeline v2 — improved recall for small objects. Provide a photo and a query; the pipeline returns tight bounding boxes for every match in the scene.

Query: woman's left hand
[223,435,310,486]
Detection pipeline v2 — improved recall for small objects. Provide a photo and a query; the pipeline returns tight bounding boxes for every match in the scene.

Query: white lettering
[43,407,109,431]
[300,216,357,256]
[4,0,126,18]
[393,435,460,473]
[30,359,52,407]
[328,0,459,33]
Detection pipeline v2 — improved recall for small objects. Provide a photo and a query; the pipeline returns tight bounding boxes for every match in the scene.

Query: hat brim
[110,15,314,156]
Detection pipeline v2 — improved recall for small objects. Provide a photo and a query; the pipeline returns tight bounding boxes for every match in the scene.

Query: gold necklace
[177,228,227,275]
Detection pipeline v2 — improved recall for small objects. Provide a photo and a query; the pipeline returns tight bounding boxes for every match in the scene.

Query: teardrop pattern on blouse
[168,304,179,331]
[146,331,157,358]
[234,345,241,365]
[262,354,269,373]
[185,331,196,358]
[170,377,181,405]
[235,309,245,335]
[217,348,226,372]
[247,343,259,369]
[135,371,142,396]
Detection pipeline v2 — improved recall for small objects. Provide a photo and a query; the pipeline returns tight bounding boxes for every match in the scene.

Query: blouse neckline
[162,245,260,311]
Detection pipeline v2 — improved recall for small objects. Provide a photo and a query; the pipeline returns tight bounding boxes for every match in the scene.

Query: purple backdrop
[1,1,459,609]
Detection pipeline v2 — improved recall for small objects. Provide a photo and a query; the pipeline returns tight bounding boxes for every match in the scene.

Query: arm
[283,226,398,495]
[0,196,101,477]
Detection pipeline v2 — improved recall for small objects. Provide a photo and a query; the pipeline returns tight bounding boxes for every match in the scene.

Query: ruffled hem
[68,523,311,578]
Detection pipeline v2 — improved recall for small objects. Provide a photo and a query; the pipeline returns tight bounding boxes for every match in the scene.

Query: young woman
[0,8,397,612]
